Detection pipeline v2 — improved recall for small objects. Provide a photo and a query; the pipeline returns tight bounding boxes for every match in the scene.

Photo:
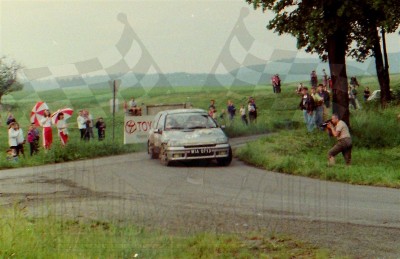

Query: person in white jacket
[8,122,19,158]
[15,122,25,156]
[77,110,87,140]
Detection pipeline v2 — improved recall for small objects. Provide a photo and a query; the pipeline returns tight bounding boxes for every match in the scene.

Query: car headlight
[167,140,181,147]
[216,137,228,144]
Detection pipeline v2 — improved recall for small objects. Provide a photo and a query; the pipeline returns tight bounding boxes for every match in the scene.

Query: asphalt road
[0,137,399,257]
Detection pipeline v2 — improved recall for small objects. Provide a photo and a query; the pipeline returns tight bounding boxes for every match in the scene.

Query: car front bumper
[165,143,231,161]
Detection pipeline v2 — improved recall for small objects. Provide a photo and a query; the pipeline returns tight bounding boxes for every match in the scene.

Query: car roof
[160,108,207,115]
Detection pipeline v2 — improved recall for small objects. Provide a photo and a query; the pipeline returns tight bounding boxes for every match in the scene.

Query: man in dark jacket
[299,87,316,132]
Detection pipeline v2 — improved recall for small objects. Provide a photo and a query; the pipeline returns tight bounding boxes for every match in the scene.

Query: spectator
[363,87,371,102]
[8,122,19,159]
[84,110,94,139]
[322,85,331,121]
[209,99,216,112]
[323,86,331,108]
[299,87,316,132]
[296,83,304,95]
[311,86,324,129]
[349,87,357,110]
[95,117,106,141]
[326,114,352,166]
[328,77,333,89]
[15,122,25,157]
[248,97,257,123]
[227,100,236,121]
[77,110,87,140]
[239,104,248,125]
[350,76,360,89]
[56,112,69,146]
[40,110,53,150]
[128,97,141,116]
[322,69,328,87]
[6,112,15,126]
[310,70,318,88]
[27,123,40,156]
[208,99,217,119]
[271,74,281,93]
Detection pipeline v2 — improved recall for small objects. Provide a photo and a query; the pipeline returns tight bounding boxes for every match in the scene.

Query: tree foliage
[247,0,354,125]
[247,0,400,117]
[0,57,23,103]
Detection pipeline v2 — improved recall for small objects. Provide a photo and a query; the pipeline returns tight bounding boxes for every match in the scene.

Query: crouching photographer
[326,114,352,166]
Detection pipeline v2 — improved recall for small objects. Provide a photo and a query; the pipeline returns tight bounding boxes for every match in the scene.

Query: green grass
[0,205,339,258]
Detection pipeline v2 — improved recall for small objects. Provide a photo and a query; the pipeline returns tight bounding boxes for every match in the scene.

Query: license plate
[190,148,213,155]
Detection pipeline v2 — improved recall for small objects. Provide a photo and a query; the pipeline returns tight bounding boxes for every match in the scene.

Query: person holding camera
[326,114,352,166]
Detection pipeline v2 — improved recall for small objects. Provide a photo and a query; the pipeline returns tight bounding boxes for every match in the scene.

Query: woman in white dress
[56,112,68,146]
[40,110,53,149]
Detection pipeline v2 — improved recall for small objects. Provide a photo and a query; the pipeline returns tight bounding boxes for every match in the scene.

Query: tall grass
[351,106,400,148]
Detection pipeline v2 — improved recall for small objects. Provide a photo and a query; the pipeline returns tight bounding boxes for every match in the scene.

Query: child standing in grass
[27,123,40,156]
[95,117,106,141]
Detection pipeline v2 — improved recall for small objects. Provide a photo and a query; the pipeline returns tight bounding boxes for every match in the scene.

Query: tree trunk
[373,27,391,107]
[381,28,391,103]
[327,31,350,126]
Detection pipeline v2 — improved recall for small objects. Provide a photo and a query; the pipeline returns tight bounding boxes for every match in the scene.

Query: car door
[153,113,166,150]
[149,112,161,146]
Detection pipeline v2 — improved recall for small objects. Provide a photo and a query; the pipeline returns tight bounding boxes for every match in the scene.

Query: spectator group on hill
[4,106,106,162]
[207,96,258,126]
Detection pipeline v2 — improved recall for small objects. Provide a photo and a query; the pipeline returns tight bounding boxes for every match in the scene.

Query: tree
[246,0,352,125]
[0,57,23,104]
[349,0,400,107]
[247,0,354,125]
[247,0,400,122]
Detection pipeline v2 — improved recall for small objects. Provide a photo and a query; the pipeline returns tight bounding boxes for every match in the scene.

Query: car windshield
[164,113,217,130]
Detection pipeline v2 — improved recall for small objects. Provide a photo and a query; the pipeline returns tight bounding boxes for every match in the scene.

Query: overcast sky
[1,0,399,74]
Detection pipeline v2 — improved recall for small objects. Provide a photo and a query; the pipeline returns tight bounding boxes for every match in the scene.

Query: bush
[351,107,400,148]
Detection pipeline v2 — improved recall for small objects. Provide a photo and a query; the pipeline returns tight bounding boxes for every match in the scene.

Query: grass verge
[0,205,340,258]
[236,129,400,188]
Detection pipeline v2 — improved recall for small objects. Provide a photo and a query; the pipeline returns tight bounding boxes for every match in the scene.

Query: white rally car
[147,109,232,166]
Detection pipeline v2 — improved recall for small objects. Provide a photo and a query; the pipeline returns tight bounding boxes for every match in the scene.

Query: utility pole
[110,79,121,144]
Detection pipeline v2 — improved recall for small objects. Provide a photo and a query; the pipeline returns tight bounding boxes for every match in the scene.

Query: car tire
[148,141,158,159]
[160,144,171,166]
[216,147,232,166]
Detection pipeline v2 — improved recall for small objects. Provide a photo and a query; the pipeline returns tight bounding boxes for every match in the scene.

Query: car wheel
[216,147,232,166]
[160,144,171,166]
[148,141,158,159]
